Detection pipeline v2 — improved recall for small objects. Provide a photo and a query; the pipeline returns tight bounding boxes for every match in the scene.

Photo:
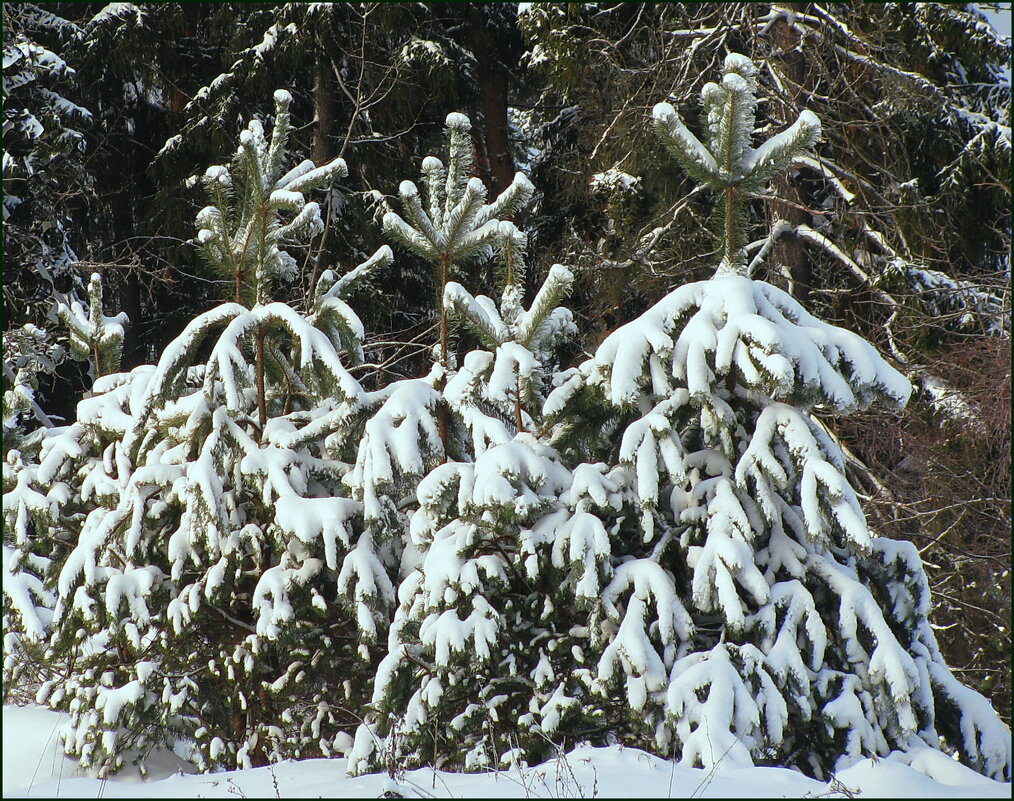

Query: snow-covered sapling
[381,112,535,446]
[56,272,128,382]
[349,137,591,774]
[343,112,544,536]
[652,53,819,275]
[2,90,393,774]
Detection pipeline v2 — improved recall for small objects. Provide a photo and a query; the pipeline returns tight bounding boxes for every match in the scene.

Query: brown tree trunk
[447,5,520,294]
[308,48,340,300]
[460,6,517,196]
[312,52,337,166]
[475,46,515,196]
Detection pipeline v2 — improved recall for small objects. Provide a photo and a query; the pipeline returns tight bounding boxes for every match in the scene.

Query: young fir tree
[2,90,394,774]
[514,0,1011,730]
[3,271,126,703]
[347,113,597,772]
[342,111,537,534]
[537,53,1010,781]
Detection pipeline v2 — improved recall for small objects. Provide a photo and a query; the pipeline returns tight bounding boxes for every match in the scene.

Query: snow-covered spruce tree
[2,3,91,329]
[2,271,126,703]
[378,111,536,436]
[347,114,613,772]
[537,53,1011,781]
[56,272,129,383]
[2,90,395,774]
[342,111,537,534]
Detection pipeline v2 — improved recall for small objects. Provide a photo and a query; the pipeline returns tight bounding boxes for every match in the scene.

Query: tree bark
[475,44,515,196]
[459,6,518,196]
[312,51,338,165]
[117,271,143,367]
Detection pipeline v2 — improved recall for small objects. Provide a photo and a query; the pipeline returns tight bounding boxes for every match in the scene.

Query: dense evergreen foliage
[3,1,1010,783]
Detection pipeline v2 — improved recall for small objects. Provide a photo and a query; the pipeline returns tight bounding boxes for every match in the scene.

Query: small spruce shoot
[382,112,535,446]
[652,54,820,275]
[56,272,128,381]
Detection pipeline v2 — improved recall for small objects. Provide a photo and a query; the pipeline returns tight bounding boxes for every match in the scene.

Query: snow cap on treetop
[652,102,677,123]
[399,180,419,197]
[722,72,752,95]
[273,89,292,106]
[422,156,443,173]
[723,52,757,77]
[797,109,821,133]
[445,112,470,131]
[548,263,574,283]
[496,220,523,237]
[204,165,230,186]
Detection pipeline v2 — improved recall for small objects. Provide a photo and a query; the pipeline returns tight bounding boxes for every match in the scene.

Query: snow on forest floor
[4,704,1010,798]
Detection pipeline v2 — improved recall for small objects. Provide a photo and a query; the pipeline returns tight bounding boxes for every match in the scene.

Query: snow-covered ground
[4,704,1010,798]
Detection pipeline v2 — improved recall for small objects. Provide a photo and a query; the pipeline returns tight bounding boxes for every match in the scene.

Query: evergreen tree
[2,90,392,774]
[2,4,94,448]
[347,113,586,773]
[2,3,91,327]
[1,268,127,709]
[343,110,537,535]
[539,52,1010,781]
[515,0,1011,726]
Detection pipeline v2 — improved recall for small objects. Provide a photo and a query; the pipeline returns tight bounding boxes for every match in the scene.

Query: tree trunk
[459,6,518,197]
[475,44,515,197]
[312,51,337,166]
[118,271,143,367]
